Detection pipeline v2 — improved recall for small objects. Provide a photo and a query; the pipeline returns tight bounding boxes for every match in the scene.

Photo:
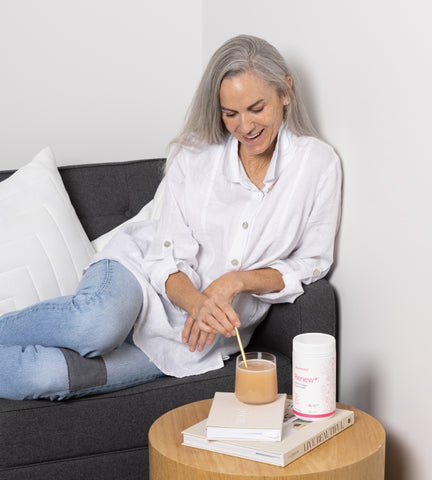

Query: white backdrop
[1,1,431,478]
[0,0,202,167]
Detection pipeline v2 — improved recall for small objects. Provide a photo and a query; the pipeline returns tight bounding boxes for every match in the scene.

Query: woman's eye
[252,106,264,113]
[223,112,236,118]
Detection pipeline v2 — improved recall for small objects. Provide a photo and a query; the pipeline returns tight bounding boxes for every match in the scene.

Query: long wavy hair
[169,35,318,160]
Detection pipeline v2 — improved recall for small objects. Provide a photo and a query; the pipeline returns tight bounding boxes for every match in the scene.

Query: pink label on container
[293,354,336,418]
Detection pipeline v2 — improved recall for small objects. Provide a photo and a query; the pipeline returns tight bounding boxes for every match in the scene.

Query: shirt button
[164,240,171,248]
[231,259,239,266]
[242,222,249,229]
[313,268,321,276]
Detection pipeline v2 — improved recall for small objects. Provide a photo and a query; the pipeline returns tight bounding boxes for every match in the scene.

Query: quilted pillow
[0,147,95,315]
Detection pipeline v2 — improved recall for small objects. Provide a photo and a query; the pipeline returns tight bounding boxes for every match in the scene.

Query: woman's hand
[169,269,284,352]
[182,315,217,352]
[166,271,237,352]
[182,274,241,352]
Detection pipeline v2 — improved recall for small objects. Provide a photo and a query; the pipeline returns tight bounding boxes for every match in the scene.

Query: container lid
[293,333,336,354]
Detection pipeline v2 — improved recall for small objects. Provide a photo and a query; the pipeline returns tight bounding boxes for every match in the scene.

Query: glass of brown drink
[235,352,278,404]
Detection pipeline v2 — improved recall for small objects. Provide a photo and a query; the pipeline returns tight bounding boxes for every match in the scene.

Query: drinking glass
[235,352,278,404]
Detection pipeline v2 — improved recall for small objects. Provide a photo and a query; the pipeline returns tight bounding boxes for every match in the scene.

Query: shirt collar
[262,127,282,187]
[222,135,242,183]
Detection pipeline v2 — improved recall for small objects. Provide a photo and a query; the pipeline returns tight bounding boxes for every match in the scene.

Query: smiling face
[219,71,289,164]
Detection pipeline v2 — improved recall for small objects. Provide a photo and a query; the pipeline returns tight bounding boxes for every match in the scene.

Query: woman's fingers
[184,317,217,352]
[182,287,240,352]
[182,315,195,344]
[196,331,217,352]
[197,294,240,337]
[188,319,201,351]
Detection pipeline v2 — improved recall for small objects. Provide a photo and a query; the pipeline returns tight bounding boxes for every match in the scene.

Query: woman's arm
[167,268,284,352]
[165,271,240,352]
[210,268,285,299]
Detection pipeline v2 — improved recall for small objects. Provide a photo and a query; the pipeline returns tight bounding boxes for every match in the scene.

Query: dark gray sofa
[0,158,337,480]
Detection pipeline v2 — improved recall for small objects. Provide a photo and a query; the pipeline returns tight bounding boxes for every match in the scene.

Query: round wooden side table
[148,398,385,480]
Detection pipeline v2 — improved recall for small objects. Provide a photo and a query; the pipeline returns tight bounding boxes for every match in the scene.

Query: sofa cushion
[0,352,291,475]
[91,177,166,252]
[57,159,166,241]
[0,148,94,315]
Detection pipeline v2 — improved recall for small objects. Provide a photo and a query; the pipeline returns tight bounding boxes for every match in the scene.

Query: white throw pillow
[91,176,166,252]
[0,147,95,315]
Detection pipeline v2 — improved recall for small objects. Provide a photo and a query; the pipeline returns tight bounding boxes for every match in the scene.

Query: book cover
[183,398,355,467]
[206,392,287,441]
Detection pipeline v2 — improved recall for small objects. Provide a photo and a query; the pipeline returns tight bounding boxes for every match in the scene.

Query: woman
[0,35,341,400]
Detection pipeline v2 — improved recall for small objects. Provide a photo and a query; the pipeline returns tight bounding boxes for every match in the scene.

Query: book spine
[282,411,354,466]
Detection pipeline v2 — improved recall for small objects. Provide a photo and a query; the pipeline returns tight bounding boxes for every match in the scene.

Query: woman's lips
[242,129,264,143]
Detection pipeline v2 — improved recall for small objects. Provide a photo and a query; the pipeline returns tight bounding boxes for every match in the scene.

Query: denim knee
[75,305,140,357]
[66,261,143,357]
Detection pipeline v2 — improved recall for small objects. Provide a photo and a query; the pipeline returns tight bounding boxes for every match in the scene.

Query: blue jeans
[0,260,163,400]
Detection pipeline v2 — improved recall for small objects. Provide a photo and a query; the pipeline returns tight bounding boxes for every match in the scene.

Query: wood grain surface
[149,398,385,480]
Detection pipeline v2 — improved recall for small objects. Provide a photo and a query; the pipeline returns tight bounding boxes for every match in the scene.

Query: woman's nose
[238,113,254,134]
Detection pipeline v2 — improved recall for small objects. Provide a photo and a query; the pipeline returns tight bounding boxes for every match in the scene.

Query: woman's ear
[283,76,293,105]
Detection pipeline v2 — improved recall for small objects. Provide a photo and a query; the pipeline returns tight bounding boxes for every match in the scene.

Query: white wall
[1,1,431,478]
[0,0,202,168]
[202,1,431,479]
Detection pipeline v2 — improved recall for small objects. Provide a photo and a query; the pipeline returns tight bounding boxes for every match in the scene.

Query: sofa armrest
[248,278,337,359]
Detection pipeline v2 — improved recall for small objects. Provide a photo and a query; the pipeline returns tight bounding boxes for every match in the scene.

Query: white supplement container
[292,333,336,421]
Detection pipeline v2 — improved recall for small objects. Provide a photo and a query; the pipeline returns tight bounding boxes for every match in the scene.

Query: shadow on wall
[385,434,408,480]
[352,365,409,480]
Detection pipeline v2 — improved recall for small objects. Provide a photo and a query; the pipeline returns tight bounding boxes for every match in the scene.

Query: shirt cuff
[251,260,328,304]
[252,272,304,304]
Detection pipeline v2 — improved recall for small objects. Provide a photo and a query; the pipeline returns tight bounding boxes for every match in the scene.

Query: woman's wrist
[227,268,284,296]
[222,271,245,297]
[166,271,206,318]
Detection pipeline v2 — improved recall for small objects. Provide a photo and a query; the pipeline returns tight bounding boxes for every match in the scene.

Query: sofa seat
[0,354,292,479]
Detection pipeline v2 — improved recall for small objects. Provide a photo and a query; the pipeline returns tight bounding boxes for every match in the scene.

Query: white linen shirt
[91,127,342,378]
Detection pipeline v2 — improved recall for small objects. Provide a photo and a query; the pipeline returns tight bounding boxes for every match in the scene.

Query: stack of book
[182,392,354,467]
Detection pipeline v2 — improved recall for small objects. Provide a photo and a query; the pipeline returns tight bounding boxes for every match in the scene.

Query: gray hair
[170,34,318,154]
